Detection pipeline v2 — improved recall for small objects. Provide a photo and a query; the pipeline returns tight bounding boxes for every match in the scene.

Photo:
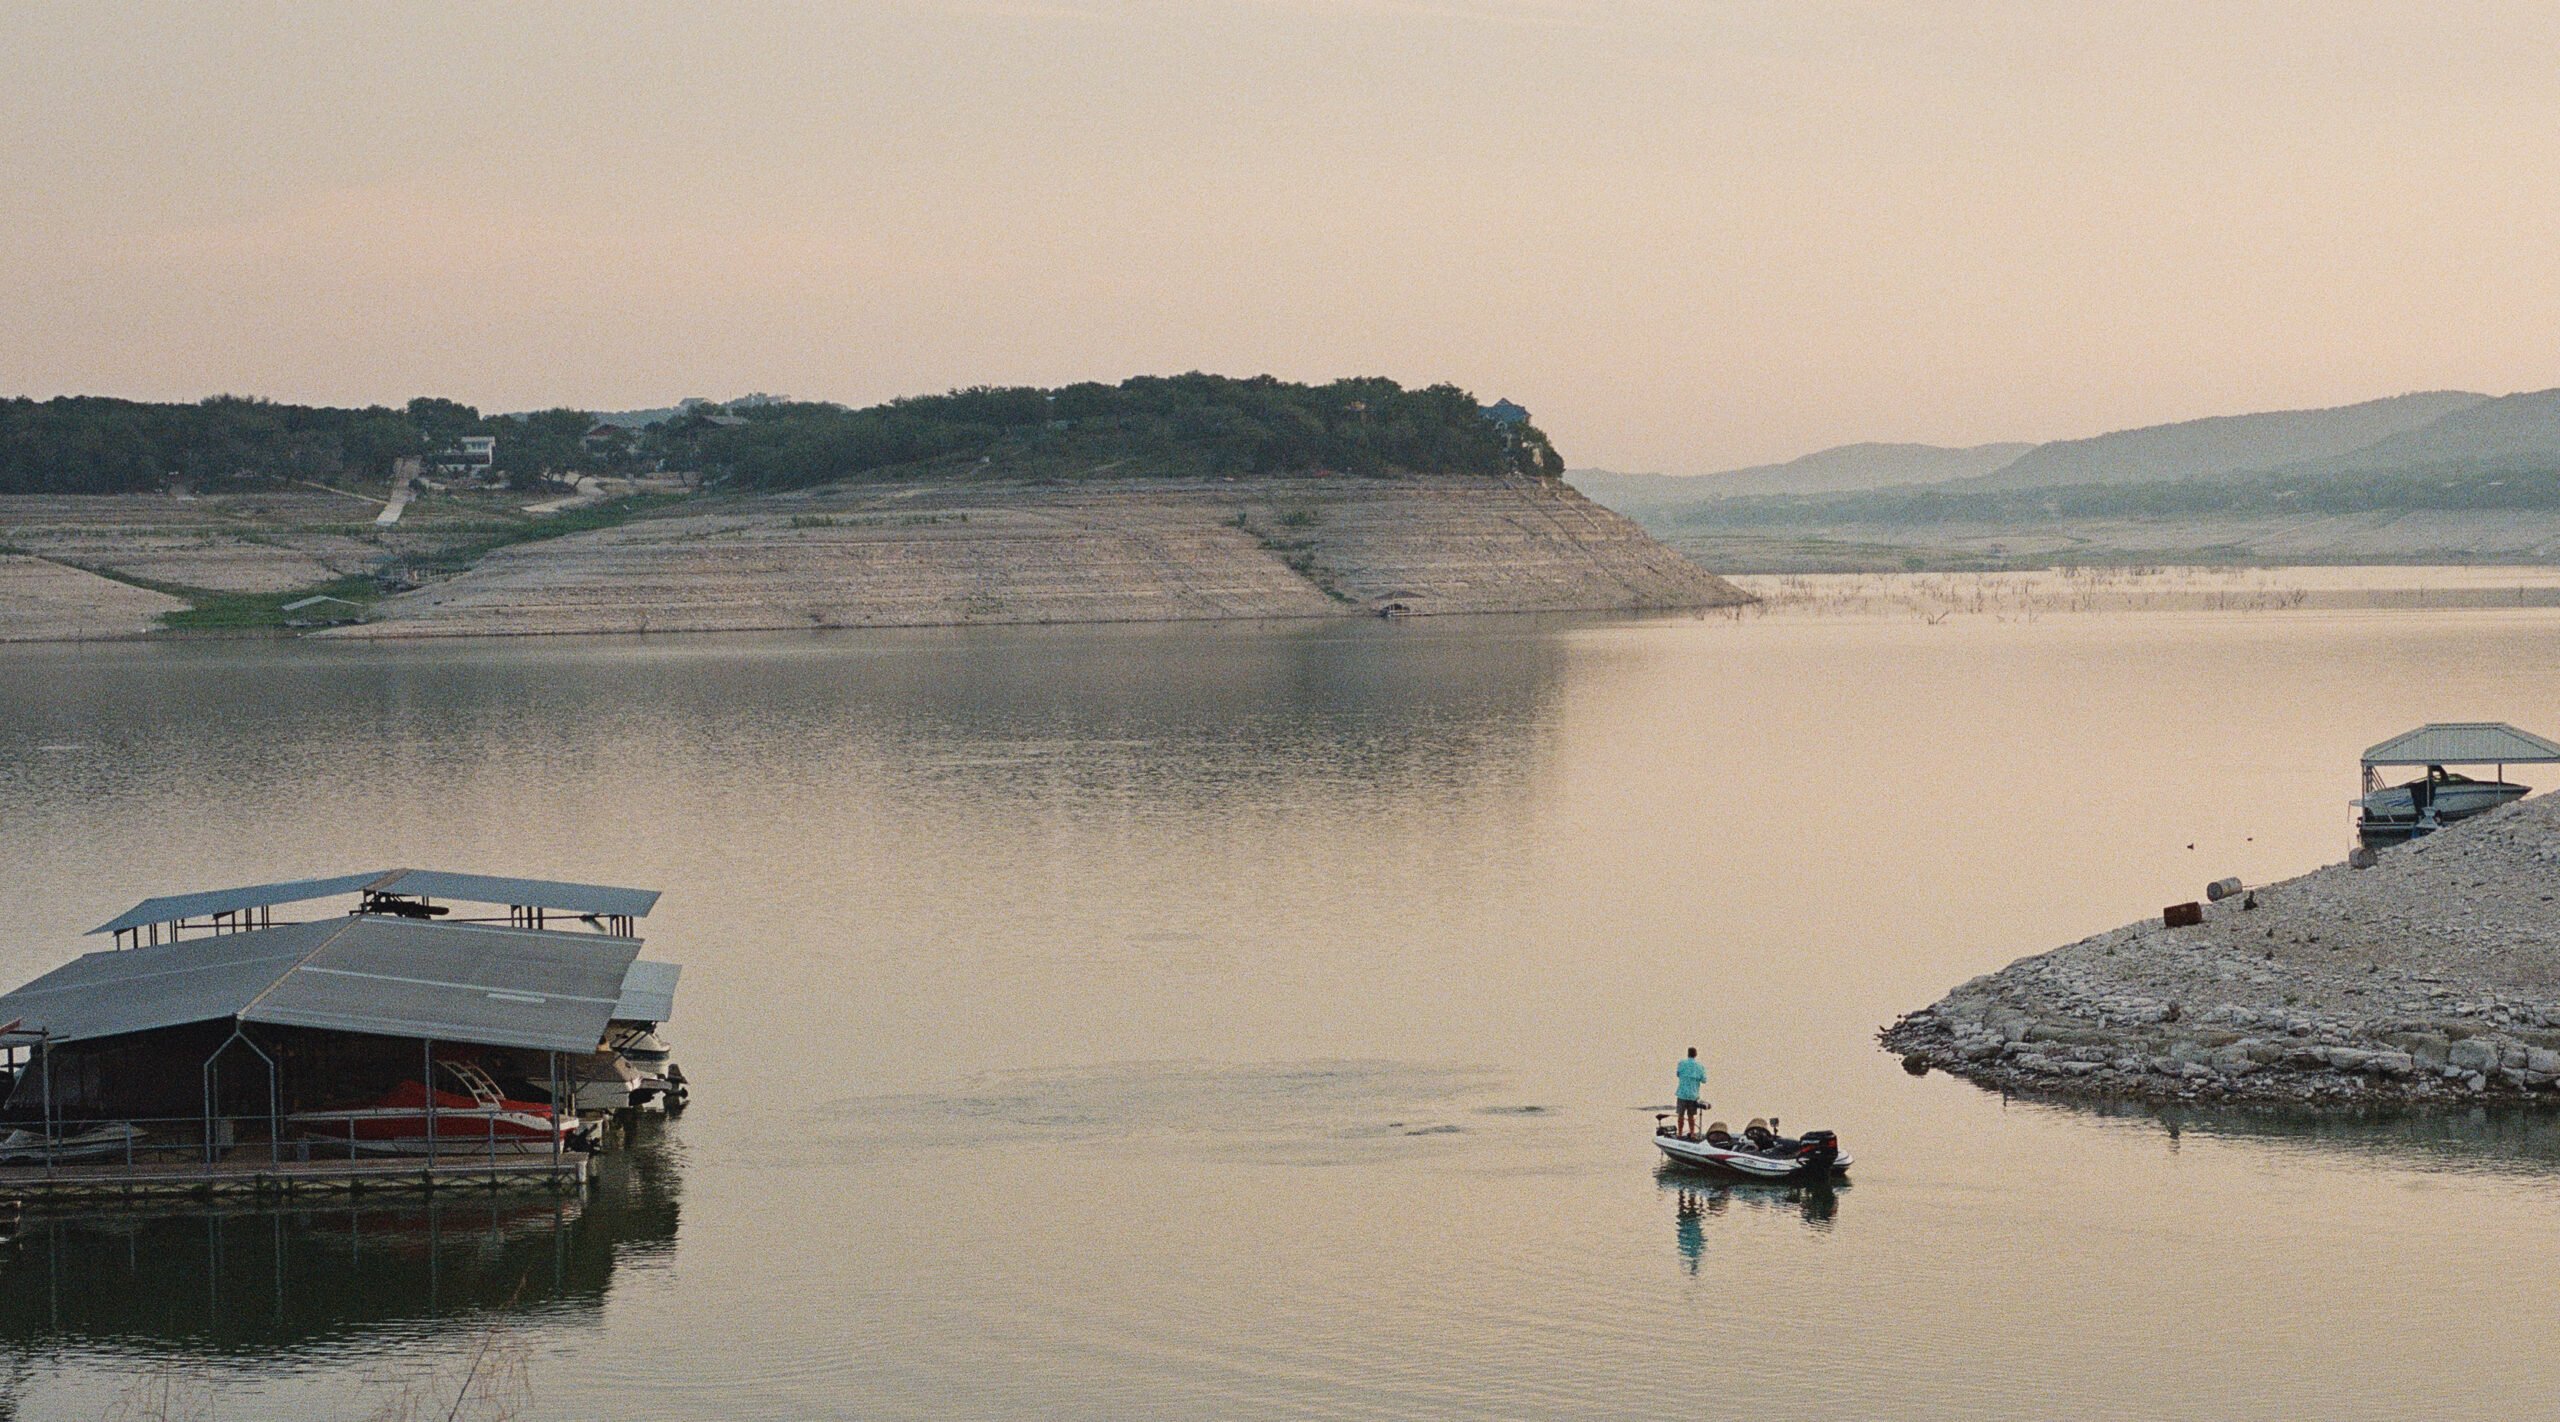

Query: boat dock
[0,865,687,1213]
[0,1151,587,1209]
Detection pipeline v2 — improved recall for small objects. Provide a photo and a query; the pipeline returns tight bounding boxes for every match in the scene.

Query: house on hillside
[1480,399,1530,427]
[430,435,497,477]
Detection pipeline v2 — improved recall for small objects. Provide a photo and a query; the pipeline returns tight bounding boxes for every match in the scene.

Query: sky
[5,1,2559,472]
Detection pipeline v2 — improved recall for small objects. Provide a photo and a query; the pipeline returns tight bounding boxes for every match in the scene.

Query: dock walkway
[0,1153,587,1208]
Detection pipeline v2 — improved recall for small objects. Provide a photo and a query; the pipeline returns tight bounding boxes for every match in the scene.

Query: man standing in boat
[1675,1048,1708,1138]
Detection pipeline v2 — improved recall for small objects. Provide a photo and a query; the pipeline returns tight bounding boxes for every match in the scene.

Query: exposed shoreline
[1655,507,2560,575]
[1882,793,2560,1109]
[0,477,1750,643]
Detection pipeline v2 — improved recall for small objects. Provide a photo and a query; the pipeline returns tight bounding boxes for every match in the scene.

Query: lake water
[6,599,2560,1418]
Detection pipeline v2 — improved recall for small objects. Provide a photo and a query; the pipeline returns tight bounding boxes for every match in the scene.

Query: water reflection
[0,1144,678,1358]
[2053,1097,2560,1179]
[1656,1165,1846,1273]
[0,620,1576,818]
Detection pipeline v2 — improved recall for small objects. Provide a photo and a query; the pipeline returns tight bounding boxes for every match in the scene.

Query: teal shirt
[1675,1058,1706,1102]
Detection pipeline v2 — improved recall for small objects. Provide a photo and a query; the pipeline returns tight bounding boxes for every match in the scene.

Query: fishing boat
[1654,1116,1849,1181]
[290,1062,584,1156]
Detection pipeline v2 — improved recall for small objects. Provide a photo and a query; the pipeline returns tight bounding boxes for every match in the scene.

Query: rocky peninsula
[1883,792,2560,1107]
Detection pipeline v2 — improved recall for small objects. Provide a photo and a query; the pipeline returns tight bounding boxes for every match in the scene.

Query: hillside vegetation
[0,376,1561,496]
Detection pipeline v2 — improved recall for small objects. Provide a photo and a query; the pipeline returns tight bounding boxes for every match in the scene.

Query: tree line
[665,375,1563,488]
[0,375,1562,496]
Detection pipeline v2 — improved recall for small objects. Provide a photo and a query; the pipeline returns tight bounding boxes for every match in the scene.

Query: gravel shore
[1882,792,2560,1107]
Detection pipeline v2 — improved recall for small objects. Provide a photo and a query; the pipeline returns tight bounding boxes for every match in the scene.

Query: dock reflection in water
[0,1142,679,1358]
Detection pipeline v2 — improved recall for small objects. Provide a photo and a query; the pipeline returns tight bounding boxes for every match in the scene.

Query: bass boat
[1654,1116,1849,1181]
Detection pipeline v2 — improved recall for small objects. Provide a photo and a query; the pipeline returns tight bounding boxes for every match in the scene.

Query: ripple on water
[796,1059,1554,1166]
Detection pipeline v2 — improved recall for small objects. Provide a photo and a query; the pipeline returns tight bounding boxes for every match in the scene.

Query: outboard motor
[1793,1129,1841,1177]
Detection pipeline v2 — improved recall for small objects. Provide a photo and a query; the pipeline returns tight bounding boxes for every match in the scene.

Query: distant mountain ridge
[1963,390,2488,490]
[2273,388,2560,479]
[1574,387,2558,522]
[1569,441,2030,507]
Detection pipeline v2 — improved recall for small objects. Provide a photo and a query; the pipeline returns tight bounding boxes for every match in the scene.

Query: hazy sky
[6,2,2558,471]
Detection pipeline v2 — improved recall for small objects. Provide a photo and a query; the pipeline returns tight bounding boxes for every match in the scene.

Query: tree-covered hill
[626,374,1563,487]
[0,375,1562,496]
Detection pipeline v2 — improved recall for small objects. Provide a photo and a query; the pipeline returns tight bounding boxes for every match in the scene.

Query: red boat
[291,1062,581,1156]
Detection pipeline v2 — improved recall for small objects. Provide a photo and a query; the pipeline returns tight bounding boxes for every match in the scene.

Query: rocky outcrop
[1883,793,2560,1108]
[338,474,1748,638]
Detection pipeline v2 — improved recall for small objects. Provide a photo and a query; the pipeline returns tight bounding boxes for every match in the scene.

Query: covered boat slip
[2357,722,2560,846]
[0,871,677,1201]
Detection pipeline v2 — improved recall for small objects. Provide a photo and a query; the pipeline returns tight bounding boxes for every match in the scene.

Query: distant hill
[584,393,794,429]
[1965,390,2486,490]
[2277,388,2560,479]
[1570,441,2031,511]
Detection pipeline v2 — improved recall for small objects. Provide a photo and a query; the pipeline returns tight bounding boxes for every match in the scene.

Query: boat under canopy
[2358,722,2560,846]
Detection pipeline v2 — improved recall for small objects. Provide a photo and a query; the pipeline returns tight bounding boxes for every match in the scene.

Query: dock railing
[0,1108,578,1182]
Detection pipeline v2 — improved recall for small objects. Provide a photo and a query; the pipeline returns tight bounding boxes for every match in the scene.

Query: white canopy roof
[2361,722,2560,768]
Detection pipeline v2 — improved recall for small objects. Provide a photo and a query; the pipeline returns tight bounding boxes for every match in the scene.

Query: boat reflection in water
[1657,1166,1846,1274]
[0,1136,679,1355]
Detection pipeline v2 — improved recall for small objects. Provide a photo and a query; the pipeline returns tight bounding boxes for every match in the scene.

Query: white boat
[0,1121,144,1164]
[2358,768,2528,827]
[544,1050,646,1113]
[1654,1118,1849,1181]
[603,1025,687,1110]
[609,1025,672,1073]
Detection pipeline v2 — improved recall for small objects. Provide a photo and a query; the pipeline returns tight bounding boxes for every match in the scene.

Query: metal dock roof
[251,918,640,1052]
[0,917,641,1053]
[614,960,682,1023]
[370,869,661,920]
[0,921,338,1043]
[2362,722,2560,767]
[90,868,662,936]
[90,871,395,936]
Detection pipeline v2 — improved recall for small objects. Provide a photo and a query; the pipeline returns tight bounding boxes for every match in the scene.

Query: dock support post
[38,1038,53,1172]
[423,1039,437,1163]
[548,1050,561,1176]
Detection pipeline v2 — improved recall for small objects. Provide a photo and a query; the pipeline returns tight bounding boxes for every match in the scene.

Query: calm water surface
[5,607,2560,1418]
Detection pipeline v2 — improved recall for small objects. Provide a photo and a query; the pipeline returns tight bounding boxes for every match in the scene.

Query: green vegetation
[159,575,383,632]
[662,375,1563,488]
[396,495,689,576]
[0,395,611,495]
[1,375,1560,498]
[1673,458,2560,528]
